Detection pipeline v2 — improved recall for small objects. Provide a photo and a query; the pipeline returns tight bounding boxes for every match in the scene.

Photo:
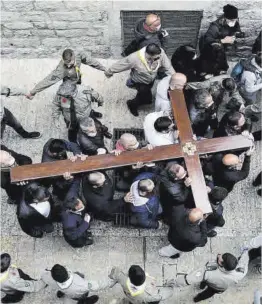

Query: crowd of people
[1,4,261,304]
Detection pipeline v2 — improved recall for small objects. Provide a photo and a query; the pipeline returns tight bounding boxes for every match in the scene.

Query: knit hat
[223,4,238,19]
[51,264,69,283]
[128,265,146,286]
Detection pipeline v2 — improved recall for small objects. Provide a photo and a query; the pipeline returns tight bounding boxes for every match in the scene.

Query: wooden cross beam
[11,90,252,213]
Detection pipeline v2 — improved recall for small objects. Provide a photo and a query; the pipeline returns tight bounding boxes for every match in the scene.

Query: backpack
[230,61,244,83]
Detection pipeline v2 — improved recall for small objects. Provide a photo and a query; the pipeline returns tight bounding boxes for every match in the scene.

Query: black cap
[51,264,69,283]
[223,4,238,19]
[128,265,145,286]
[222,253,238,271]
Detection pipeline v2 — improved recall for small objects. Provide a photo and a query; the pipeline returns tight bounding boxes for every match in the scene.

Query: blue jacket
[61,210,89,241]
[130,172,162,229]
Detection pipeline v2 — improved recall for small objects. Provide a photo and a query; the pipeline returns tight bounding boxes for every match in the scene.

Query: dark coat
[159,167,194,220]
[41,138,81,163]
[203,16,241,47]
[213,113,252,138]
[17,195,53,238]
[206,201,225,230]
[188,102,218,137]
[130,172,162,229]
[168,204,208,252]
[77,128,105,156]
[206,153,251,192]
[0,145,32,203]
[61,209,89,241]
[82,173,125,221]
[252,31,262,54]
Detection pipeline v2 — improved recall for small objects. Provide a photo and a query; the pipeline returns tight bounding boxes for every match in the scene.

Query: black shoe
[85,295,99,304]
[43,223,54,233]
[249,114,259,122]
[207,230,217,238]
[57,291,65,298]
[85,237,94,246]
[257,189,262,196]
[127,100,138,117]
[253,178,261,187]
[193,295,202,303]
[170,253,180,259]
[22,131,42,139]
[7,198,16,205]
[90,109,103,118]
[104,131,112,139]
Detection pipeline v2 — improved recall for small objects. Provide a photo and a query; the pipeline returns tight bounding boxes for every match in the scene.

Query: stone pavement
[1,58,261,304]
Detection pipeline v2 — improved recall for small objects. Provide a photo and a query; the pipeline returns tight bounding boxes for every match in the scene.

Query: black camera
[235,32,245,38]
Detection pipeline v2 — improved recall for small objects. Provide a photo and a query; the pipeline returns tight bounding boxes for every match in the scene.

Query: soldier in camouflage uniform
[26,49,106,99]
[109,264,174,304]
[52,80,111,143]
[1,86,41,139]
[41,264,111,303]
[1,253,46,303]
[172,249,250,302]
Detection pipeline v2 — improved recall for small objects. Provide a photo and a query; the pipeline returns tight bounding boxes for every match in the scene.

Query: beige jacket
[0,266,45,295]
[107,47,175,84]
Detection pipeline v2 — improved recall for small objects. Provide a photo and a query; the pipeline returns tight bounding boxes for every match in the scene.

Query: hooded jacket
[239,57,262,104]
[134,18,169,50]
[129,172,162,229]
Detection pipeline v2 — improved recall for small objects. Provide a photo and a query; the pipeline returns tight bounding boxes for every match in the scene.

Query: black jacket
[17,191,53,238]
[207,153,251,192]
[213,113,252,138]
[168,204,208,252]
[61,209,89,241]
[82,173,125,221]
[159,169,194,219]
[41,138,81,163]
[203,16,241,47]
[252,31,261,54]
[77,128,105,156]
[188,102,218,137]
[123,18,169,56]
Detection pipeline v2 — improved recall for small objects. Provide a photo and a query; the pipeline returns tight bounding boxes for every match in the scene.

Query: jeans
[194,286,221,302]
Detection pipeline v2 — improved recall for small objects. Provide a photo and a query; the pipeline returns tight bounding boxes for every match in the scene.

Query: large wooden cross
[11,90,252,213]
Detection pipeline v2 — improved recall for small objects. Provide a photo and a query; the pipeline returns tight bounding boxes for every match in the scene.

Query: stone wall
[1,0,261,59]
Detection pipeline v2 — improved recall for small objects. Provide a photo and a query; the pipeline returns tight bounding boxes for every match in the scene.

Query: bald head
[222,154,239,166]
[88,172,105,187]
[145,14,161,32]
[170,73,187,90]
[120,133,139,150]
[0,150,15,168]
[188,208,204,223]
[167,163,186,180]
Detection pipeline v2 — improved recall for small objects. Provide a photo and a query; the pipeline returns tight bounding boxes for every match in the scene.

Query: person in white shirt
[155,73,187,112]
[143,111,179,146]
